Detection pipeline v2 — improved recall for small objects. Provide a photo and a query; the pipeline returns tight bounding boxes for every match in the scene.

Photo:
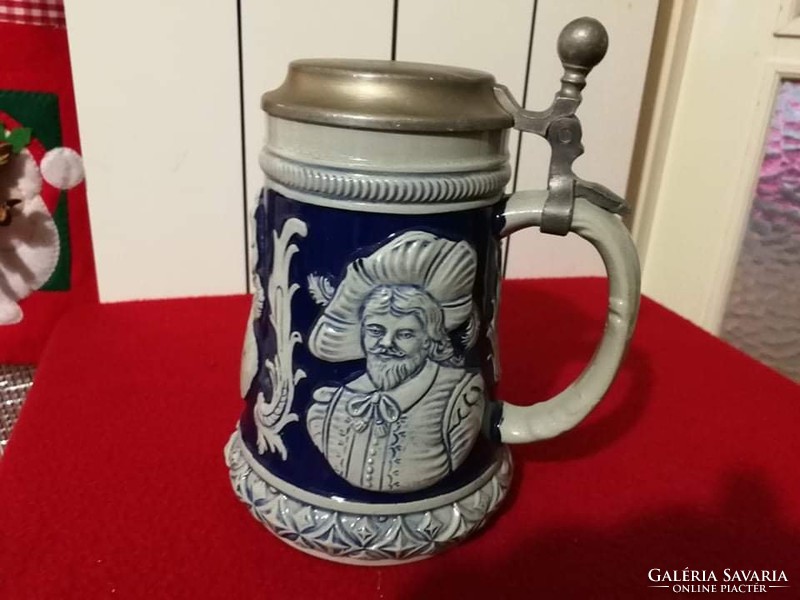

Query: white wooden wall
[65,0,657,302]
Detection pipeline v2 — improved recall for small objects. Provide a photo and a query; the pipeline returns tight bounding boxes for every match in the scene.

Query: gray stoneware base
[225,430,512,565]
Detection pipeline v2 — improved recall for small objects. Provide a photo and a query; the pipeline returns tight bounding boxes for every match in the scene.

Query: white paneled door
[66,0,656,301]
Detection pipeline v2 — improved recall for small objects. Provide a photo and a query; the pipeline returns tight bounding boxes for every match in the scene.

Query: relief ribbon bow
[346,392,401,437]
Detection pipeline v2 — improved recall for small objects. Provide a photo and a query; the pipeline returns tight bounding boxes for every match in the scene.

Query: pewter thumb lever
[495,17,628,235]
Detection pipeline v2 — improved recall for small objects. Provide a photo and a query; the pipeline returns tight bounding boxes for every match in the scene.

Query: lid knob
[556,17,609,100]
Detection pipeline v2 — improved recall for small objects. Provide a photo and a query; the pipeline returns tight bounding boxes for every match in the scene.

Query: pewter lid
[262,59,514,132]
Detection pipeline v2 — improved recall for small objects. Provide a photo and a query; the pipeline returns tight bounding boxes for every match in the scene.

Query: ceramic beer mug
[226,17,640,564]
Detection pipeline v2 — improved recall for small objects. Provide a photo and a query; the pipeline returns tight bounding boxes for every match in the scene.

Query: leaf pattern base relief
[224,431,512,563]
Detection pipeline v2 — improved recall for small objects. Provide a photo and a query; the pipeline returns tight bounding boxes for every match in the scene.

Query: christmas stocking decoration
[0,5,97,362]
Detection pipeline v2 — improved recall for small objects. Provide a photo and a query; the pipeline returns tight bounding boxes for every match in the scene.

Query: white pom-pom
[41,147,84,190]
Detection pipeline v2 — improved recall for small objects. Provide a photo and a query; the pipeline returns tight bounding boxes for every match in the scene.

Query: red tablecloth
[1,278,798,599]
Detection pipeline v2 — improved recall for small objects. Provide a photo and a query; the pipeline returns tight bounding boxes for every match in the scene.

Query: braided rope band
[260,152,511,204]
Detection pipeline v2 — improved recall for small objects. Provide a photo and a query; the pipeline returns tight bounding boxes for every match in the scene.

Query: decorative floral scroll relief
[253,218,308,460]
[487,246,503,383]
[239,265,264,399]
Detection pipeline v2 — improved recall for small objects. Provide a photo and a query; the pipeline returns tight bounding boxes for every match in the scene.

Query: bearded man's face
[362,311,429,390]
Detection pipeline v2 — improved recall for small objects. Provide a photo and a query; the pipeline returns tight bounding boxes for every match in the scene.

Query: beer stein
[225,17,640,564]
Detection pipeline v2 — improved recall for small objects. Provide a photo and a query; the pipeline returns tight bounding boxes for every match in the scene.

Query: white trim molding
[774,0,800,37]
[632,0,800,333]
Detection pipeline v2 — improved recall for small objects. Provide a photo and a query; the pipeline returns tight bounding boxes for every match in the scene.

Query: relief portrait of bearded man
[306,231,486,493]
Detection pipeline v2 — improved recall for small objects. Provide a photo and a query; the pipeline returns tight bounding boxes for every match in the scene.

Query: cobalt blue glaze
[238,189,507,503]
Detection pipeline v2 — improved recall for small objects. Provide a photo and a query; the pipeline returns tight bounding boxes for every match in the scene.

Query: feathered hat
[307,231,476,362]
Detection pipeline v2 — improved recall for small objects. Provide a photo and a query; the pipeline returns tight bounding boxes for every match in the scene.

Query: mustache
[367,346,406,358]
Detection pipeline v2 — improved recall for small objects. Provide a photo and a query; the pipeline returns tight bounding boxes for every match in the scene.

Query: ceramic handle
[495,190,641,443]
